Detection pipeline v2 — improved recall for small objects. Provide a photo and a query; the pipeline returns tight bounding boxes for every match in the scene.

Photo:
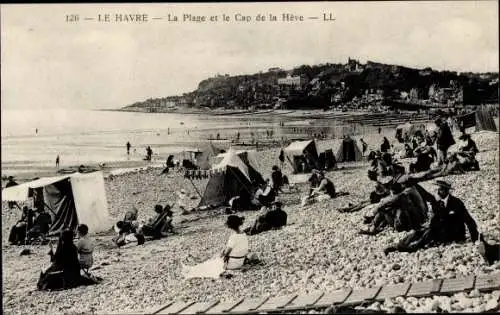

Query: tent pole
[188,177,203,199]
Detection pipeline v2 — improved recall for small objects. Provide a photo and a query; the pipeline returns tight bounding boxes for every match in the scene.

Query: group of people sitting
[113,204,175,247]
[368,148,406,179]
[229,165,289,212]
[37,224,99,291]
[401,118,480,175]
[8,206,52,245]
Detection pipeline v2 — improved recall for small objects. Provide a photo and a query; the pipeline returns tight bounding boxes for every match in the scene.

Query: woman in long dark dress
[38,230,97,291]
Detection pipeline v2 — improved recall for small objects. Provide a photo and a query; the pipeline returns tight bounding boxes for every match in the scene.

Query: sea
[1,108,281,177]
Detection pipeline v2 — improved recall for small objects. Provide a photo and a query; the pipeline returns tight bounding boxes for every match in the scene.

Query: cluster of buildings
[125,58,498,112]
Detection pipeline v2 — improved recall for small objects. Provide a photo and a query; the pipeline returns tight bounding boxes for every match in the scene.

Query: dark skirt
[37,265,99,291]
[8,225,27,245]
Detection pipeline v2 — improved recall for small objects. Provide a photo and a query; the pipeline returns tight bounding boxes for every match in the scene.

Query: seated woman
[76,224,94,273]
[410,146,436,173]
[244,201,287,235]
[182,215,256,279]
[252,180,276,208]
[123,207,138,222]
[27,207,52,242]
[37,230,99,291]
[8,206,34,245]
[301,171,336,206]
[448,133,480,171]
[314,171,336,198]
[230,187,257,212]
[271,165,286,194]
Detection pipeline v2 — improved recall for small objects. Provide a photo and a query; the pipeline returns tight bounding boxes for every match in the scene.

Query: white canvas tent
[2,171,111,235]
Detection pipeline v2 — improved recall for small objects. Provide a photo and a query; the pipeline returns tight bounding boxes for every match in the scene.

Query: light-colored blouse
[225,232,249,270]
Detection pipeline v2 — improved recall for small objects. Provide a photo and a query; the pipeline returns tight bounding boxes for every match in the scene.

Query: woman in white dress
[181,215,249,279]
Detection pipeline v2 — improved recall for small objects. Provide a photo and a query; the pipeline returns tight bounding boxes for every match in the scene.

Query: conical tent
[2,171,111,236]
[195,142,225,170]
[336,136,364,162]
[197,149,264,208]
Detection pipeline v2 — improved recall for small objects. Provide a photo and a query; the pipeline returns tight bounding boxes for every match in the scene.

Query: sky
[1,2,498,110]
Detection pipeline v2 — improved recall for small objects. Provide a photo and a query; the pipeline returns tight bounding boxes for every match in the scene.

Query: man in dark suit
[435,118,455,166]
[244,201,287,235]
[384,180,478,254]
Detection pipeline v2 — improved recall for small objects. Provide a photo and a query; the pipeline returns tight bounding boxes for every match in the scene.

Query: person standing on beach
[56,155,60,168]
[126,142,131,155]
[435,118,455,166]
[360,138,368,156]
[378,127,382,134]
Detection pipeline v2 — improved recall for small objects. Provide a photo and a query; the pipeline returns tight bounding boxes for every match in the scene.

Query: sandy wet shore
[1,128,499,314]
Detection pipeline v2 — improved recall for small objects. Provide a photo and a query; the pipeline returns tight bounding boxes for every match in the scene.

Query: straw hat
[434,180,453,190]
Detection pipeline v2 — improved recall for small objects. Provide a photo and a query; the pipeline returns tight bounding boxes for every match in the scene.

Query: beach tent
[335,136,364,162]
[193,142,225,170]
[457,110,497,132]
[2,171,111,236]
[197,149,264,208]
[283,139,319,173]
[180,142,225,170]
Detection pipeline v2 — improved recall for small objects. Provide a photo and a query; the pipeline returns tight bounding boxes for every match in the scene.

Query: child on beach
[76,224,94,272]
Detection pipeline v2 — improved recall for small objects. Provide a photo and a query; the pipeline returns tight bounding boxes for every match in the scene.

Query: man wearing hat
[385,180,479,254]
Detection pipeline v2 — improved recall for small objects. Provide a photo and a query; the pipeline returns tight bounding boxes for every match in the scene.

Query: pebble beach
[1,127,499,314]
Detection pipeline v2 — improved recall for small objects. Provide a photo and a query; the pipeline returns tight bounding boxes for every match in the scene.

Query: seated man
[8,206,34,245]
[339,171,391,213]
[27,207,52,242]
[385,180,479,255]
[368,151,393,177]
[360,182,433,235]
[244,201,287,235]
[271,165,285,194]
[307,169,321,195]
